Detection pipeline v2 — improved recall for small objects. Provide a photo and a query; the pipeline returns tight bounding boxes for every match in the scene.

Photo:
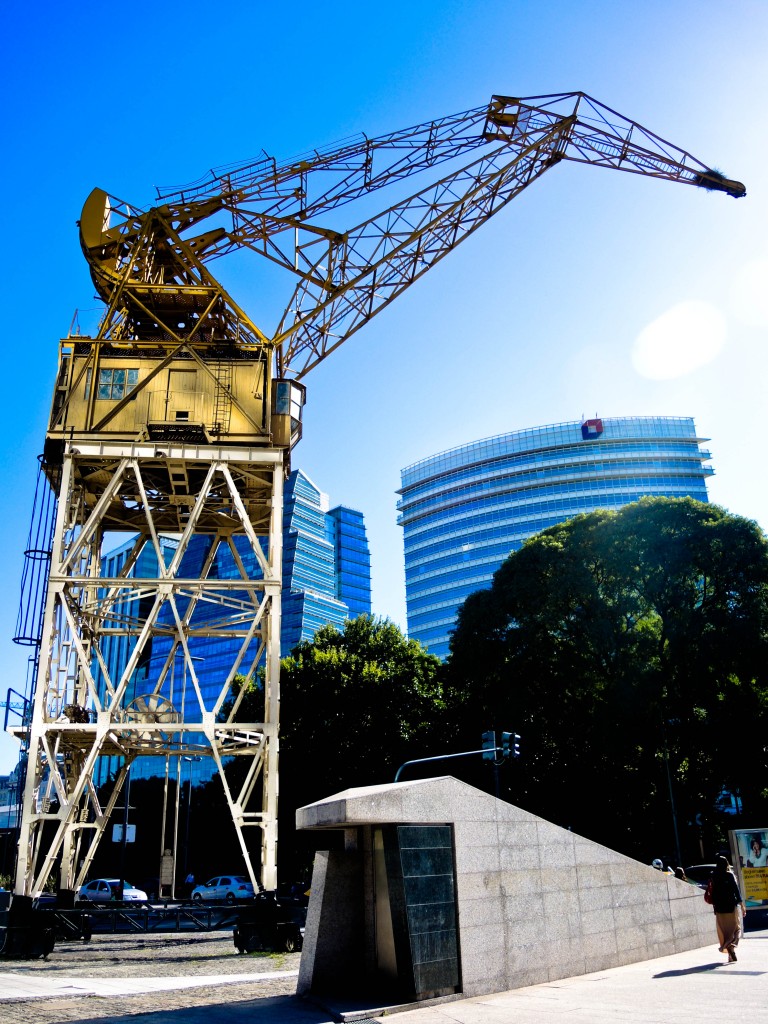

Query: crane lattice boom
[80,92,744,379]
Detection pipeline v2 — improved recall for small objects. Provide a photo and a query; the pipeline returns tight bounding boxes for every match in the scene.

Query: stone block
[543,911,578,941]
[579,882,617,911]
[615,924,648,953]
[494,801,540,824]
[508,937,554,969]
[502,891,544,922]
[576,862,614,890]
[645,919,675,946]
[454,819,500,848]
[549,956,588,983]
[448,786,499,823]
[671,914,699,942]
[613,901,668,930]
[612,881,662,908]
[539,866,578,893]
[458,895,504,928]
[456,870,503,902]
[399,780,452,822]
[505,964,551,991]
[497,821,538,848]
[579,907,617,937]
[585,948,621,973]
[543,887,580,918]
[499,841,540,871]
[499,868,543,899]
[459,923,508,983]
[502,914,541,947]
[539,839,576,869]
[454,842,500,875]
[615,945,647,968]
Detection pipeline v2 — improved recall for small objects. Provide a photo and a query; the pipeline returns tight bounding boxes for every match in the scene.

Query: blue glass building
[92,534,180,785]
[94,534,180,707]
[281,469,371,651]
[98,469,370,784]
[398,416,713,660]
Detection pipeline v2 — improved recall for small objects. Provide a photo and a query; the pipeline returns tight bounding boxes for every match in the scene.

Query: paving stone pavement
[0,932,303,1023]
[1,928,767,1024]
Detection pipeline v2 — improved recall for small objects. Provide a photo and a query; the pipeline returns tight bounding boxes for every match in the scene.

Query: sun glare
[632,300,727,380]
[729,259,768,328]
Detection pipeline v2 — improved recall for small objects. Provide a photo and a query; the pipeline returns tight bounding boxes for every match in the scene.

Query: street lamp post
[117,761,132,901]
[172,754,201,899]
[170,652,204,900]
[183,755,202,882]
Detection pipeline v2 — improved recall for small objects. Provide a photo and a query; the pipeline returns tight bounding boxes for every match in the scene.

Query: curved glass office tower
[398,416,712,660]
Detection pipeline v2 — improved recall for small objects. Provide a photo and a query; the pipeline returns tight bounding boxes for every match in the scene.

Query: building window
[97,369,139,400]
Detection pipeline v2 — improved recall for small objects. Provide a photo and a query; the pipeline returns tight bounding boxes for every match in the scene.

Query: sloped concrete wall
[297,777,712,999]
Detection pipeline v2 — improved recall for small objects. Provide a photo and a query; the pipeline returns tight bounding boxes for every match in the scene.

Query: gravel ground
[0,931,302,1024]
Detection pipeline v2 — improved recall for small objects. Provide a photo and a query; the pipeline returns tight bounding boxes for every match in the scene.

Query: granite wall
[296,776,713,1001]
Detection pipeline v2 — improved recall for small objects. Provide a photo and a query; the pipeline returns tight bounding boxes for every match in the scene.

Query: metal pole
[118,764,131,900]
[184,773,192,878]
[181,755,201,891]
[664,747,683,868]
[171,757,181,901]
[395,747,506,782]
[661,716,683,868]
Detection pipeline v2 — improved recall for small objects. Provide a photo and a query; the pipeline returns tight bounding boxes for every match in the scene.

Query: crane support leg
[12,441,284,900]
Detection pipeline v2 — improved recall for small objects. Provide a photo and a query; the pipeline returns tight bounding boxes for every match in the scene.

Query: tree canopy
[445,497,768,862]
[231,614,444,878]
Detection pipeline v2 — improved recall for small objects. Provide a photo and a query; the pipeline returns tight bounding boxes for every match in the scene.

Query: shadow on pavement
[73,994,334,1024]
[654,962,735,978]
[655,962,753,978]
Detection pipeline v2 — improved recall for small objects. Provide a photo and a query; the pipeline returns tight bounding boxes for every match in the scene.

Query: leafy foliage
[445,498,768,861]
[231,614,444,878]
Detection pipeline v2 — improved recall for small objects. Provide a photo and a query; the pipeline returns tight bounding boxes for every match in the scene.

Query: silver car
[191,875,255,903]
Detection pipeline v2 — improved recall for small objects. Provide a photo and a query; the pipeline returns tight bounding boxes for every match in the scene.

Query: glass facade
[96,469,371,784]
[281,469,371,650]
[398,416,713,661]
[327,506,372,618]
[93,534,181,785]
[94,534,180,707]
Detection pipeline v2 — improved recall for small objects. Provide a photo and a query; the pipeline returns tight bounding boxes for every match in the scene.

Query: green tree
[445,497,768,861]
[231,614,444,878]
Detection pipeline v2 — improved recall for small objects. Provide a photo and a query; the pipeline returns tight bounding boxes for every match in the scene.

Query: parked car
[684,864,716,889]
[191,875,255,903]
[234,890,306,953]
[76,878,148,903]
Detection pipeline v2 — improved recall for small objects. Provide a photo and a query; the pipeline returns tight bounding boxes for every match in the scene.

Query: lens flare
[632,301,726,380]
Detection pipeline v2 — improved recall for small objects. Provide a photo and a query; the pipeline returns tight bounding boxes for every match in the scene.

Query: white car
[191,875,255,903]
[76,878,148,903]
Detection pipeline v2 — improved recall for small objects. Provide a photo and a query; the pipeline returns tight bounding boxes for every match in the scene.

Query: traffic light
[501,731,521,758]
[481,730,496,761]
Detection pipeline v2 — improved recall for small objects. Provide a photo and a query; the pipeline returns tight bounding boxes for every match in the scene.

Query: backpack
[704,878,713,904]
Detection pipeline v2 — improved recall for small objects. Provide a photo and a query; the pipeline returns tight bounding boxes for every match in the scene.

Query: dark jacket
[710,871,743,914]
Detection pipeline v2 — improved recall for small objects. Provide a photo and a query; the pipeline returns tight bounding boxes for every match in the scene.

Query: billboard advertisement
[729,828,768,906]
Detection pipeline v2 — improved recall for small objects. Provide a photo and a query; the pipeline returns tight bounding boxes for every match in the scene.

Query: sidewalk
[0,929,765,1024]
[372,930,768,1024]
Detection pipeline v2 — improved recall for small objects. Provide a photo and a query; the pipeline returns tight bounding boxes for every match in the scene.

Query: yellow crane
[10,93,744,917]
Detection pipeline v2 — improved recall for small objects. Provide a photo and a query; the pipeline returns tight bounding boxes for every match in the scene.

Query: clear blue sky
[1,0,766,771]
